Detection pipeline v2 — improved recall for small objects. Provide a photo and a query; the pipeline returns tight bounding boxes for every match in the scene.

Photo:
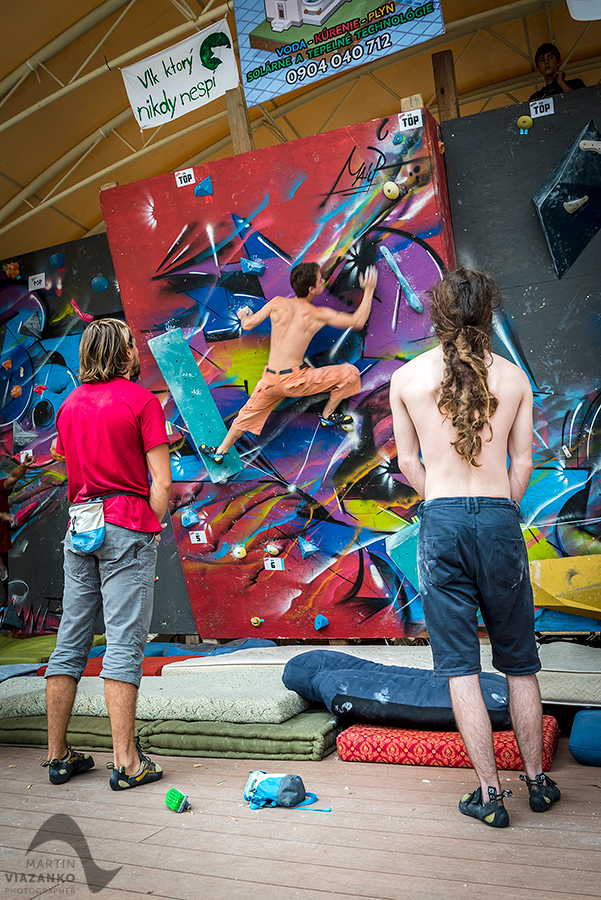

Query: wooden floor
[0,738,599,900]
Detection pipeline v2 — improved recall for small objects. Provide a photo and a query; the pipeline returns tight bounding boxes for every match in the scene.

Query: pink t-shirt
[56,378,169,533]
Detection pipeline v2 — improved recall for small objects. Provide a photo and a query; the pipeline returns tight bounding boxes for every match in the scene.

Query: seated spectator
[529,43,586,101]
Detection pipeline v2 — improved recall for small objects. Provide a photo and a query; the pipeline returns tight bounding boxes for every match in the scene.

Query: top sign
[234,0,445,108]
[530,97,555,118]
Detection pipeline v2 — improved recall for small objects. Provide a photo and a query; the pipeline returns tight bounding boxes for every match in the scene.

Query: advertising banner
[234,0,444,107]
[121,19,239,129]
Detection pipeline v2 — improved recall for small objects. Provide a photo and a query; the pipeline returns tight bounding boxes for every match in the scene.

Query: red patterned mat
[37,656,202,677]
[337,714,559,770]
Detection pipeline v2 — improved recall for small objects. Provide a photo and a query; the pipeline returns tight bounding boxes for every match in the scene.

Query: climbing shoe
[199,445,224,464]
[459,786,512,828]
[107,747,163,791]
[319,412,354,430]
[42,747,95,785]
[519,772,561,812]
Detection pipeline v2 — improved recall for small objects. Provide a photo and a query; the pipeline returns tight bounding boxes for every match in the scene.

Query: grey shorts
[45,523,157,688]
[417,497,541,678]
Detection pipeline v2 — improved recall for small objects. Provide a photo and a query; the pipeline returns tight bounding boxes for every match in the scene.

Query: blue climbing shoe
[319,412,354,430]
[42,747,95,785]
[107,746,163,791]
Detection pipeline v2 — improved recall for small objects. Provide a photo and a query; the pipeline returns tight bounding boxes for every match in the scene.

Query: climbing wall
[102,110,455,639]
[442,85,601,632]
[0,234,192,634]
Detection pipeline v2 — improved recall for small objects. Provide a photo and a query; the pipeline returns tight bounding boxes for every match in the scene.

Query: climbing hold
[563,196,589,214]
[265,542,280,556]
[181,509,201,527]
[10,386,22,399]
[380,245,424,314]
[314,615,329,630]
[232,545,247,559]
[299,537,319,558]
[2,360,12,370]
[70,299,94,322]
[49,253,66,269]
[517,115,533,135]
[91,275,109,292]
[194,176,213,197]
[382,181,400,200]
[33,385,48,395]
[580,139,601,154]
[250,617,265,627]
[240,258,265,276]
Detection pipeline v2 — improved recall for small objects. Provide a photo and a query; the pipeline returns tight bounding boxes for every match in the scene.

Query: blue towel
[0,664,41,682]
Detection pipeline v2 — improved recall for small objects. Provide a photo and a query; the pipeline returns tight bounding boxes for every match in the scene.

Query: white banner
[121,19,239,129]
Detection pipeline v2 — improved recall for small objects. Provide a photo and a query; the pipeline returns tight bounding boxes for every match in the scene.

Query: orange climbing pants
[231,362,361,435]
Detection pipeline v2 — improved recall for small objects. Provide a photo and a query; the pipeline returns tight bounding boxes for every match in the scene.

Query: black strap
[266,363,308,375]
[78,491,148,504]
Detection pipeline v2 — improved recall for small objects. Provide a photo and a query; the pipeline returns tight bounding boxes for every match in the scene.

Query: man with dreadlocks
[389,267,560,829]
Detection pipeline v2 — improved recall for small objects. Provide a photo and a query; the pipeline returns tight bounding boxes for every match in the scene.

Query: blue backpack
[243,771,330,811]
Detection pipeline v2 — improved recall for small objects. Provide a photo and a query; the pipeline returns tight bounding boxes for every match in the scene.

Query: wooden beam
[400,93,423,111]
[226,85,256,155]
[432,49,460,121]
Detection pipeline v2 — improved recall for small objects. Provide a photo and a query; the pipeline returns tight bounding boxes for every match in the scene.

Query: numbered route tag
[263,557,285,571]
[398,109,423,132]
[174,168,195,187]
[28,273,45,291]
[529,97,554,118]
[189,530,208,543]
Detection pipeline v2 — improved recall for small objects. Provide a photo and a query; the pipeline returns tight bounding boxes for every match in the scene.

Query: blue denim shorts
[45,523,157,687]
[417,497,541,677]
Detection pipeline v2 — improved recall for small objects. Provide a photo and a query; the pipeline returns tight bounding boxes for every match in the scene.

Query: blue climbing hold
[49,252,66,269]
[181,509,201,527]
[241,258,265,276]
[194,176,213,197]
[91,275,109,292]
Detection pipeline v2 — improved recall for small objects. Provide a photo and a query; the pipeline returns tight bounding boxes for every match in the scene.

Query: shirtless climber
[200,262,377,464]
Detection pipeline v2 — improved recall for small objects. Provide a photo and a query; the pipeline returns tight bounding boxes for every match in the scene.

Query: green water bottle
[165,788,191,812]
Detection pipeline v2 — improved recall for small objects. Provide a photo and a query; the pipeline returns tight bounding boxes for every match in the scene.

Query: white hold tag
[28,273,45,290]
[263,557,285,571]
[529,97,554,118]
[398,109,423,131]
[174,168,195,187]
[189,530,208,543]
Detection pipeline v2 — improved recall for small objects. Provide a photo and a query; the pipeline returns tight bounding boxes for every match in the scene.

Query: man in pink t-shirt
[44,319,172,791]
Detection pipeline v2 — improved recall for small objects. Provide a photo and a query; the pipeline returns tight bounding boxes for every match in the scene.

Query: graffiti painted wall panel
[0,235,191,634]
[442,86,601,631]
[102,110,455,638]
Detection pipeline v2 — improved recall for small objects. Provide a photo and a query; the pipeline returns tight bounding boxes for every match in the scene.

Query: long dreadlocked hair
[430,268,501,467]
